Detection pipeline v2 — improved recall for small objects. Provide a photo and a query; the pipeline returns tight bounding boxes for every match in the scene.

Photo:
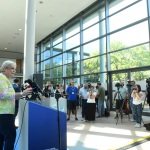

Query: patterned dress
[0,73,15,114]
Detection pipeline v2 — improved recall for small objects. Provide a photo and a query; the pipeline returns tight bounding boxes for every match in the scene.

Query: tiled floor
[67,108,150,150]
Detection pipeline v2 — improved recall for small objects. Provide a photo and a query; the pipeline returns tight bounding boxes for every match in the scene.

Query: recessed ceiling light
[19,29,22,31]
[39,1,43,4]
[5,48,7,50]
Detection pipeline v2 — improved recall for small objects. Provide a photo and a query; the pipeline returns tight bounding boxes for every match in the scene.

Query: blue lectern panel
[28,102,67,150]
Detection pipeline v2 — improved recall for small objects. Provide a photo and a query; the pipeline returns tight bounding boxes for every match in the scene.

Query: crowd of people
[42,79,147,128]
[42,80,106,122]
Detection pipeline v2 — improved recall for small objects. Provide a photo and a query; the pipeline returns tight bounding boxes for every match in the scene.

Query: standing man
[79,83,88,119]
[12,78,21,124]
[114,82,128,119]
[66,80,78,121]
[96,82,105,118]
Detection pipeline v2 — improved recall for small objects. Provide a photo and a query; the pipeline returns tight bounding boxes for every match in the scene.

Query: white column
[23,0,36,81]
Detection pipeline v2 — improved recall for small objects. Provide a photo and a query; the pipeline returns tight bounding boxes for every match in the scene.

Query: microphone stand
[52,92,62,150]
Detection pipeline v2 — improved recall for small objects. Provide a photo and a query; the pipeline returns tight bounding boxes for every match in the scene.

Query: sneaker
[130,119,135,122]
[114,115,118,119]
[82,119,86,122]
[96,115,100,118]
[135,123,138,127]
[136,123,141,128]
[75,118,78,121]
[67,118,70,121]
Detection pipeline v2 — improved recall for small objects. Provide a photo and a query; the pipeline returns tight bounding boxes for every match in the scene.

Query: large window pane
[66,34,80,50]
[83,24,99,43]
[52,78,63,85]
[53,43,63,56]
[110,21,149,51]
[83,40,100,59]
[66,23,80,38]
[109,0,147,32]
[109,0,139,15]
[44,59,50,70]
[43,50,50,60]
[83,73,107,87]
[52,55,62,68]
[66,62,80,76]
[64,48,80,64]
[83,12,99,29]
[110,44,150,70]
[43,41,50,51]
[45,69,50,78]
[52,66,62,77]
[37,54,40,62]
[83,57,100,74]
[53,34,62,46]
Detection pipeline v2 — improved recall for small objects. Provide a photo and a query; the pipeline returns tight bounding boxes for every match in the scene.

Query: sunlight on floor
[89,126,132,135]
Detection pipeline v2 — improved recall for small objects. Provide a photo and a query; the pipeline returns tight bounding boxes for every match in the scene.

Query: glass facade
[36,0,150,111]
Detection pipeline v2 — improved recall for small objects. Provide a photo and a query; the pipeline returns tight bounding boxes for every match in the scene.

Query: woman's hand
[22,88,32,96]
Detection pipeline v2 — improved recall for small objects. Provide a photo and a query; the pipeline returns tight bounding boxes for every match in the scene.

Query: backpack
[144,123,150,131]
[105,108,110,117]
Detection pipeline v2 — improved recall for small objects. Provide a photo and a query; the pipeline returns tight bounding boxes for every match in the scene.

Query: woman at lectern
[0,60,32,150]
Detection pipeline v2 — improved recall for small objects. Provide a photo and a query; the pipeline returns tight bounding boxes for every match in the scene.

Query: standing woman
[0,60,32,150]
[131,84,145,128]
[85,86,96,122]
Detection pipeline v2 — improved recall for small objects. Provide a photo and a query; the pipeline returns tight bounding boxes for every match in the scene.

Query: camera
[146,78,150,86]
[146,78,150,92]
[115,82,121,87]
[88,83,91,88]
[132,87,137,91]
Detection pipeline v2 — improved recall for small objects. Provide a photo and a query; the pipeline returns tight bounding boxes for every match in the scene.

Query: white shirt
[132,91,145,105]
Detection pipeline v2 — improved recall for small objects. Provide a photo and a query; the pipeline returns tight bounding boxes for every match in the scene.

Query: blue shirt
[66,86,78,100]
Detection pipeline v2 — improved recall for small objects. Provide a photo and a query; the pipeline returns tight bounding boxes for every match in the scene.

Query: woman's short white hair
[0,60,16,72]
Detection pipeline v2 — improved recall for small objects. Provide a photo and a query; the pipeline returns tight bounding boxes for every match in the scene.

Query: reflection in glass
[37,63,40,72]
[43,41,50,51]
[52,66,62,77]
[83,12,99,29]
[83,73,107,88]
[66,34,80,50]
[111,44,150,70]
[110,21,149,50]
[53,34,62,46]
[44,59,50,70]
[37,54,40,62]
[66,23,80,38]
[83,24,99,43]
[66,62,80,76]
[109,0,138,15]
[45,69,50,78]
[43,50,50,60]
[52,55,62,68]
[64,48,80,64]
[53,43,63,56]
[109,0,147,32]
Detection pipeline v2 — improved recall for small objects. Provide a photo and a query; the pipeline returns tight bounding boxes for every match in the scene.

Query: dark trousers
[82,99,87,118]
[0,114,16,150]
[13,100,19,124]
